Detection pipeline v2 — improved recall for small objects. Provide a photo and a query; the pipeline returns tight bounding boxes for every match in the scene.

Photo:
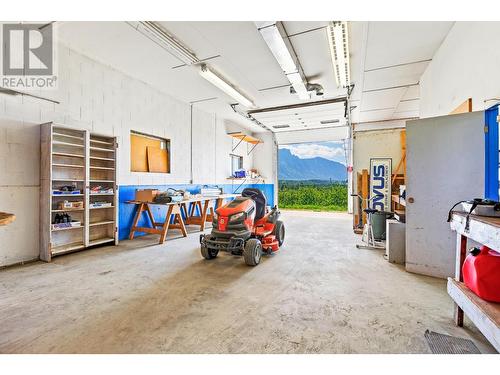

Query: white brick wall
[0,43,254,266]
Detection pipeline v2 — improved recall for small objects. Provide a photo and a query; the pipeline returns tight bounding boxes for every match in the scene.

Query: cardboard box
[135,189,158,202]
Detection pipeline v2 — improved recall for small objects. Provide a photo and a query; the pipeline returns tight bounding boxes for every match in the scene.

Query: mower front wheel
[243,238,262,266]
[201,244,219,260]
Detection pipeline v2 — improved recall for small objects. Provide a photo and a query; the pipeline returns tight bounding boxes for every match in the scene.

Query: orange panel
[147,146,169,173]
[130,134,161,172]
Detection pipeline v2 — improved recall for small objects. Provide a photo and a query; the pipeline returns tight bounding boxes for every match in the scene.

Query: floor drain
[424,330,480,354]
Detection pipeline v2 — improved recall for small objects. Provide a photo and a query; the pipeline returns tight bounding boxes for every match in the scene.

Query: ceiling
[56,21,454,135]
[349,21,454,124]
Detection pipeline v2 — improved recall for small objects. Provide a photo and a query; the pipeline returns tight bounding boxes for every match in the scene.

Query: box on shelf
[201,186,222,196]
[135,189,159,202]
[233,169,246,178]
[53,190,81,195]
[58,200,84,209]
[90,186,114,194]
[89,201,112,208]
[52,221,81,230]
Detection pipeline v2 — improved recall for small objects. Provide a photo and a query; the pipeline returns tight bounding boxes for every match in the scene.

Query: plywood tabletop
[127,194,240,205]
[452,211,500,227]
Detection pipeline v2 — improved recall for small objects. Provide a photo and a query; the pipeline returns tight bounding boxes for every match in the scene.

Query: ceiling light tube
[255,21,310,100]
[199,64,254,108]
[128,21,200,65]
[328,21,350,88]
[286,72,310,100]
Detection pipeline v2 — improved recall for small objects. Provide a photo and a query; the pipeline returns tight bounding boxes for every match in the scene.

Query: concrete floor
[0,211,495,353]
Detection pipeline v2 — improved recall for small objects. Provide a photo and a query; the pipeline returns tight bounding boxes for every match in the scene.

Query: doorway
[278,141,348,211]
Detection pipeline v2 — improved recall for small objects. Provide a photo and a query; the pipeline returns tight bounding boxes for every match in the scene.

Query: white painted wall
[252,131,278,203]
[351,128,404,222]
[352,128,404,189]
[0,43,258,266]
[420,22,500,117]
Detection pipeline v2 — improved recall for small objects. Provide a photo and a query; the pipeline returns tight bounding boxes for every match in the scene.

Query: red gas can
[462,246,500,302]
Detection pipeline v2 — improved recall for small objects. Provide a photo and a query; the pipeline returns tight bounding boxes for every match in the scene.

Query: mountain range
[278,148,347,181]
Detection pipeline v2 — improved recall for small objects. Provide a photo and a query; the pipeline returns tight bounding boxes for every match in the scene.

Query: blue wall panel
[485,105,499,201]
[118,183,274,240]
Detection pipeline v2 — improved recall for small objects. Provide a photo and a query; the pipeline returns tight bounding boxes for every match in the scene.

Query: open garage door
[274,126,349,145]
[248,98,348,145]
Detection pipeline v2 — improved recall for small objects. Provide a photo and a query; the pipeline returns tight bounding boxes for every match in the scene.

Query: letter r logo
[2,23,53,76]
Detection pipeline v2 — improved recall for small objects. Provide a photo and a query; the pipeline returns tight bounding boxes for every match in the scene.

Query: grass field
[278,180,348,212]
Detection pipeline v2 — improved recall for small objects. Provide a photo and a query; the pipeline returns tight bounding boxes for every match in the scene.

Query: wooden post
[200,200,210,231]
[454,233,468,327]
[361,169,369,225]
[399,130,406,183]
[159,205,174,244]
[129,203,145,240]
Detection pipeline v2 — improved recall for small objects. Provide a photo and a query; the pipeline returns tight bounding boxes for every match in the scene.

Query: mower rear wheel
[243,238,262,266]
[201,244,219,260]
[274,220,285,246]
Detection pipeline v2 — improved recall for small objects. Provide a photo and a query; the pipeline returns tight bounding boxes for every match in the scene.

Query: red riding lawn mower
[200,188,285,266]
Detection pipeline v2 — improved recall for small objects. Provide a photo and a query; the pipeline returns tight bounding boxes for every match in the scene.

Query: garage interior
[1,20,499,355]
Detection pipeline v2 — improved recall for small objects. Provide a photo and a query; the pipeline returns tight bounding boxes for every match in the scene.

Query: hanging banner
[369,158,392,211]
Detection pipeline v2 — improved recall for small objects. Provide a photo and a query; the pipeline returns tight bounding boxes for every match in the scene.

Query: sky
[280,141,347,165]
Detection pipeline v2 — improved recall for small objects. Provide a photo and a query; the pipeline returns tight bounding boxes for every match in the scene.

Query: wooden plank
[227,132,263,145]
[361,169,369,225]
[159,205,174,244]
[454,233,468,326]
[450,213,500,251]
[129,203,145,240]
[130,134,161,172]
[447,278,500,351]
[450,98,473,115]
[146,146,169,173]
[126,194,238,206]
[40,123,53,262]
[133,227,163,235]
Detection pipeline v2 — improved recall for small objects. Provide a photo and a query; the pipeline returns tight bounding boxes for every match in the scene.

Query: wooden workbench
[449,212,500,352]
[126,194,239,244]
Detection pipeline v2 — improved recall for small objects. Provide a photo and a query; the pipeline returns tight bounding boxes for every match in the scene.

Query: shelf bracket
[247,142,259,155]
[232,136,246,152]
[233,178,247,193]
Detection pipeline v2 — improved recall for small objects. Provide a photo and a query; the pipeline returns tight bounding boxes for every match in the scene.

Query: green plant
[278,180,348,212]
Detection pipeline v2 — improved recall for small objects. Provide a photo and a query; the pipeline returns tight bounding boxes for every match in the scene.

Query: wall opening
[278,141,348,211]
[130,131,170,173]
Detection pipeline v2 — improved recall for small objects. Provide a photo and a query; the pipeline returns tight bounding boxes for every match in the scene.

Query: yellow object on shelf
[227,132,263,145]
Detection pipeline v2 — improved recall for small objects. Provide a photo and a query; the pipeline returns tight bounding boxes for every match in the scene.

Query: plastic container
[371,211,392,240]
[463,246,500,302]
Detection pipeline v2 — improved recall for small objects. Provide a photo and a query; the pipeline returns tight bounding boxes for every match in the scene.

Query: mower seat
[242,188,267,220]
[363,208,378,215]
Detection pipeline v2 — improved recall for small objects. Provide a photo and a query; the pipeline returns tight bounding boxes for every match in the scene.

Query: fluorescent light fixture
[327,21,351,88]
[255,22,310,100]
[199,64,254,108]
[286,72,309,99]
[128,21,200,65]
